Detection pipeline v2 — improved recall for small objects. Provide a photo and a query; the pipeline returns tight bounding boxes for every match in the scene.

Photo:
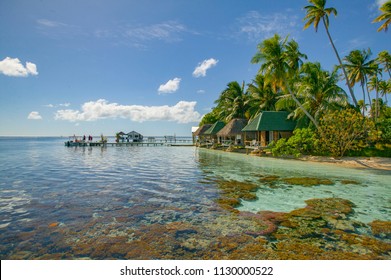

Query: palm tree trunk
[376,89,379,121]
[365,76,372,109]
[362,76,376,119]
[322,17,358,107]
[361,83,366,117]
[283,79,320,130]
[361,83,367,116]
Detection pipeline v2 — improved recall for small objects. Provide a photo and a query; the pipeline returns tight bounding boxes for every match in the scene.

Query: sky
[0,0,390,137]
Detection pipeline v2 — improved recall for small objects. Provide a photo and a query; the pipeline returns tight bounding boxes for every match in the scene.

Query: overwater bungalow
[193,124,212,144]
[117,131,126,142]
[203,121,225,144]
[126,131,143,142]
[217,118,248,146]
[242,111,296,148]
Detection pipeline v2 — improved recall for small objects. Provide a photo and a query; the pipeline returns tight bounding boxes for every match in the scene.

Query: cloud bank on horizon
[54,99,201,123]
[0,57,38,77]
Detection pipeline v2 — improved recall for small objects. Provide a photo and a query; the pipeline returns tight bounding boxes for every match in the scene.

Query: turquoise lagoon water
[0,137,390,259]
[200,151,391,224]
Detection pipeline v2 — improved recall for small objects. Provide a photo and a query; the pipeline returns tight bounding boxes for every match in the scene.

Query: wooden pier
[65,141,194,147]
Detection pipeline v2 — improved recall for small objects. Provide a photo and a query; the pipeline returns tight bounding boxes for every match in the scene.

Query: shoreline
[297,155,391,171]
[201,146,391,171]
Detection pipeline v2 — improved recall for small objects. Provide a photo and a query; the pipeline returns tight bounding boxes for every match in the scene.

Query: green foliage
[271,128,317,157]
[346,144,391,157]
[214,81,250,122]
[376,118,391,143]
[318,109,375,158]
[199,111,219,126]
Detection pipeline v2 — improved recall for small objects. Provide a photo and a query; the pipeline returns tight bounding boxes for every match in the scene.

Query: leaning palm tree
[277,62,347,125]
[303,0,358,107]
[377,50,391,79]
[215,81,249,121]
[343,49,376,115]
[251,34,320,129]
[373,1,391,32]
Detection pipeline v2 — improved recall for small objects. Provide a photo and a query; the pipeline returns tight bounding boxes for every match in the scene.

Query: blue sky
[0,0,389,137]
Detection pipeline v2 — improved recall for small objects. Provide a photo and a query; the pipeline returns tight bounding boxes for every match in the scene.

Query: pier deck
[65,141,194,147]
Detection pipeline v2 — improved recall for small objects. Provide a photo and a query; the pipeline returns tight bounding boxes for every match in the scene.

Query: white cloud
[54,99,200,123]
[348,37,369,50]
[192,58,218,77]
[0,57,38,77]
[95,21,195,48]
[197,89,206,94]
[236,11,299,41]
[27,111,42,120]
[37,19,68,28]
[45,103,71,108]
[158,77,181,94]
[124,21,186,42]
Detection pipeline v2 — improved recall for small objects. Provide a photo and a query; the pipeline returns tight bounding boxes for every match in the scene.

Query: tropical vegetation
[199,0,391,158]
[373,0,391,32]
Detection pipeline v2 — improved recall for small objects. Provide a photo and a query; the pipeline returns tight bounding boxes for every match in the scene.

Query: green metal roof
[242,111,296,132]
[204,121,225,135]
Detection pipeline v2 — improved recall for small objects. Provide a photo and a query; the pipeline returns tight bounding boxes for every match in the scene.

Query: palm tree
[373,1,391,32]
[215,81,249,121]
[343,49,376,115]
[357,100,368,116]
[277,62,347,124]
[303,0,358,107]
[378,80,391,104]
[377,50,391,79]
[247,74,278,116]
[295,62,348,121]
[368,75,381,120]
[251,34,320,129]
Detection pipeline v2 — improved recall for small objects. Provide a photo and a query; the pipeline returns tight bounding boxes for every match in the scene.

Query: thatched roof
[204,121,225,135]
[217,118,248,137]
[193,124,212,136]
[242,111,296,132]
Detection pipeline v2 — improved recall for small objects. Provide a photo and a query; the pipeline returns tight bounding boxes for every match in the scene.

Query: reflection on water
[0,138,390,259]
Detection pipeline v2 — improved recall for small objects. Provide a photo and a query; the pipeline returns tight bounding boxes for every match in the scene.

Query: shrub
[318,109,375,158]
[271,128,317,158]
[376,118,391,144]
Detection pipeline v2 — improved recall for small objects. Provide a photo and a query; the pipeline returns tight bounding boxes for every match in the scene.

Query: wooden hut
[217,118,248,146]
[242,111,296,147]
[193,124,212,144]
[203,121,225,143]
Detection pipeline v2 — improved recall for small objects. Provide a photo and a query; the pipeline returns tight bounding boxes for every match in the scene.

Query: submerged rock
[369,220,391,238]
[340,180,361,185]
[282,177,334,187]
[214,179,259,210]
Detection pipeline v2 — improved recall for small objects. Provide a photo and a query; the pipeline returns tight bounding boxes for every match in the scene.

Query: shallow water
[0,137,390,259]
[200,151,391,224]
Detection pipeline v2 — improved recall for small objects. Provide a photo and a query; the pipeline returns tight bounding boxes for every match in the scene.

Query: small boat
[64,136,87,147]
